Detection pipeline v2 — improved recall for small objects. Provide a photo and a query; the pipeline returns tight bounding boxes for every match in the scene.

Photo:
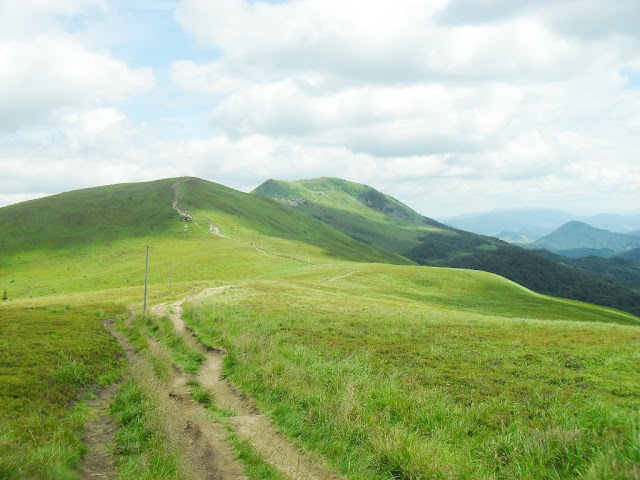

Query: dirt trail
[103,318,248,480]
[170,179,312,265]
[79,381,119,479]
[171,179,194,222]
[328,271,356,282]
[171,179,229,239]
[209,223,229,238]
[153,289,345,480]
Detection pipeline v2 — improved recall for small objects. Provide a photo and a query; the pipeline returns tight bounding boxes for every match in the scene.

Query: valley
[1,177,639,479]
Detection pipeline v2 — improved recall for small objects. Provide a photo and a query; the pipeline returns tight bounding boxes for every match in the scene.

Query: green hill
[2,176,640,480]
[254,177,444,254]
[254,178,640,316]
[0,177,408,298]
[614,247,640,262]
[531,221,640,253]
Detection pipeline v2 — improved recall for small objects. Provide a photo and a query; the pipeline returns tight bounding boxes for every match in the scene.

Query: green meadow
[1,177,639,479]
[182,265,640,479]
[0,299,126,478]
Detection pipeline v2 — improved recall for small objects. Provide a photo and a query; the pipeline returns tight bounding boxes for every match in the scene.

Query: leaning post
[143,245,149,317]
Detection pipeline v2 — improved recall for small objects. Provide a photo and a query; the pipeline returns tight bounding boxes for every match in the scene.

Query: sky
[1,0,639,218]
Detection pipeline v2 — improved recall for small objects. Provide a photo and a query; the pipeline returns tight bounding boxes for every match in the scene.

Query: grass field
[0,299,126,479]
[182,264,640,479]
[1,177,639,479]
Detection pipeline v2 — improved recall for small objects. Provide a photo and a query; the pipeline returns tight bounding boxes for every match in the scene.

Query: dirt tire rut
[105,317,248,480]
[78,381,119,480]
[153,289,345,480]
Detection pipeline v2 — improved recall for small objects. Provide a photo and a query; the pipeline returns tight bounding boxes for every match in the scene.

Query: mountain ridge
[441,208,640,241]
[254,177,640,316]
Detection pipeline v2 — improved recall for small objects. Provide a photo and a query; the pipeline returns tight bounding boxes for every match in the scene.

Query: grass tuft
[110,378,184,479]
[185,379,214,409]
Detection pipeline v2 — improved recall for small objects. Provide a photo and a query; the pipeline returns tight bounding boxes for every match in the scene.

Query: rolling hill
[2,176,639,480]
[529,220,640,255]
[0,177,408,298]
[614,247,640,262]
[254,177,640,316]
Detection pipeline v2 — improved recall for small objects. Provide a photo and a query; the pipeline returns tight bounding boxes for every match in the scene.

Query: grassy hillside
[175,177,410,265]
[254,178,640,316]
[254,178,447,254]
[1,176,639,479]
[183,263,640,479]
[0,177,408,299]
[0,179,179,257]
[449,244,640,315]
[0,298,126,478]
[531,221,640,253]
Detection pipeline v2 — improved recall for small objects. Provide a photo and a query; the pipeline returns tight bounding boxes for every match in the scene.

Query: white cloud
[170,60,250,95]
[209,79,523,156]
[0,0,154,131]
[2,0,640,218]
[175,0,595,86]
[0,0,107,40]
[0,35,154,130]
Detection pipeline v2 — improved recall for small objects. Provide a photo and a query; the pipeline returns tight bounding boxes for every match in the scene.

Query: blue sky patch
[621,67,640,89]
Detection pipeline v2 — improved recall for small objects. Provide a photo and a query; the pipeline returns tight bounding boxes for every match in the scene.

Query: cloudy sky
[1,0,639,218]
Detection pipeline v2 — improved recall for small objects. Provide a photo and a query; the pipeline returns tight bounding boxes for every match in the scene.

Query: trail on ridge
[78,359,119,480]
[170,178,312,263]
[103,311,248,480]
[152,288,344,480]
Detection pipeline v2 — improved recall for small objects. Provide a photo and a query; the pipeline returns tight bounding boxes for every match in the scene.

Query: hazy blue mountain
[531,221,640,254]
[440,208,575,240]
[441,209,640,242]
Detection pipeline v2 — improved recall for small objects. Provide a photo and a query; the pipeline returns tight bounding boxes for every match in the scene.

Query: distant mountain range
[441,208,640,242]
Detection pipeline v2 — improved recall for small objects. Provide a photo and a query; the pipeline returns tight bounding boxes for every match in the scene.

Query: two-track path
[151,287,344,480]
[82,181,341,478]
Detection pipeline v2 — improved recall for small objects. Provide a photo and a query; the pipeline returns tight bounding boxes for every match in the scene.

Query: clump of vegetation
[111,378,184,479]
[185,379,213,409]
[226,433,288,480]
[136,313,205,374]
[2,290,7,301]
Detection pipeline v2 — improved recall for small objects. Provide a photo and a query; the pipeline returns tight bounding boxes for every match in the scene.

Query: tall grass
[183,269,640,479]
[110,379,184,479]
[0,301,126,479]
